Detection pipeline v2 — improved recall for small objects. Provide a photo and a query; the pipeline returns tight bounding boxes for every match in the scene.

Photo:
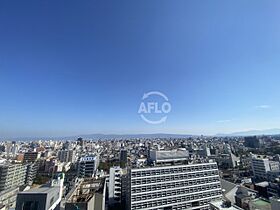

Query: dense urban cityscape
[0,135,279,210]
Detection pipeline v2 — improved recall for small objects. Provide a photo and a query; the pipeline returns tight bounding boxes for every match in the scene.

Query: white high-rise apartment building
[127,161,222,210]
[251,155,276,180]
[109,166,123,205]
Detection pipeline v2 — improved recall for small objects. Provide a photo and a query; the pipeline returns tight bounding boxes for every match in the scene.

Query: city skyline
[2,0,280,137]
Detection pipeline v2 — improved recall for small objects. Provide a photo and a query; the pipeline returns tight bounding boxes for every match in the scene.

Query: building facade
[109,166,123,206]
[0,163,27,192]
[23,152,40,163]
[58,150,75,163]
[78,156,99,178]
[251,155,279,180]
[127,161,222,210]
[15,173,64,210]
[120,149,128,168]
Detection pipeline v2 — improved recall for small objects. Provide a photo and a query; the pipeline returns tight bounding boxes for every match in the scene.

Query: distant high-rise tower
[244,136,261,148]
[77,137,85,148]
[120,149,127,168]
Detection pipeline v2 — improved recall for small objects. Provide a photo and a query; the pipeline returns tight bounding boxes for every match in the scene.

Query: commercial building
[251,155,271,181]
[78,156,99,178]
[127,161,222,210]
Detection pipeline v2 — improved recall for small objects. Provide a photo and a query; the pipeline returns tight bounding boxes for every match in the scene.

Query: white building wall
[128,162,222,210]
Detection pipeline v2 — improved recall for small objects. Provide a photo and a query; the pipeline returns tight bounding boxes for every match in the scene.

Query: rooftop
[250,198,271,210]
[19,186,59,194]
[67,178,105,203]
[255,181,269,187]
[210,200,243,210]
[132,159,217,170]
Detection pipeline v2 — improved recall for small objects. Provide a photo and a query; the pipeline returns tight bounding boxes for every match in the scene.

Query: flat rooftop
[251,199,271,210]
[132,160,217,170]
[210,200,243,210]
[67,178,105,203]
[19,186,59,194]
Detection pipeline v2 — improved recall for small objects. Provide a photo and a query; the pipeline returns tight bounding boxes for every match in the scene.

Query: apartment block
[127,161,222,210]
[0,163,26,192]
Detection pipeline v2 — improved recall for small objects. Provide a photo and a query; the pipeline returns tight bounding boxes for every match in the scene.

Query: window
[22,201,39,210]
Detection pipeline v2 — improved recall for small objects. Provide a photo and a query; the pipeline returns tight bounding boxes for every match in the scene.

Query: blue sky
[1,0,280,137]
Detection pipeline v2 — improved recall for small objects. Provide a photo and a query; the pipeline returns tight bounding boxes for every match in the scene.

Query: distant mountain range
[2,129,280,141]
[216,128,280,136]
[77,133,195,139]
[0,133,194,141]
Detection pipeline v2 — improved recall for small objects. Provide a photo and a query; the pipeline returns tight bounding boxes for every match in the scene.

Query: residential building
[58,150,75,163]
[0,187,19,210]
[0,163,27,192]
[25,162,39,186]
[109,166,122,206]
[23,152,40,163]
[127,161,222,210]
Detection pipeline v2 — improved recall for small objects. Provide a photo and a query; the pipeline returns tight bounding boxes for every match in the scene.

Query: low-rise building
[65,178,106,210]
[15,173,64,210]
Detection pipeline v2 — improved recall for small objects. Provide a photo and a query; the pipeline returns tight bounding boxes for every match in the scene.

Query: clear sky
[1,0,280,137]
